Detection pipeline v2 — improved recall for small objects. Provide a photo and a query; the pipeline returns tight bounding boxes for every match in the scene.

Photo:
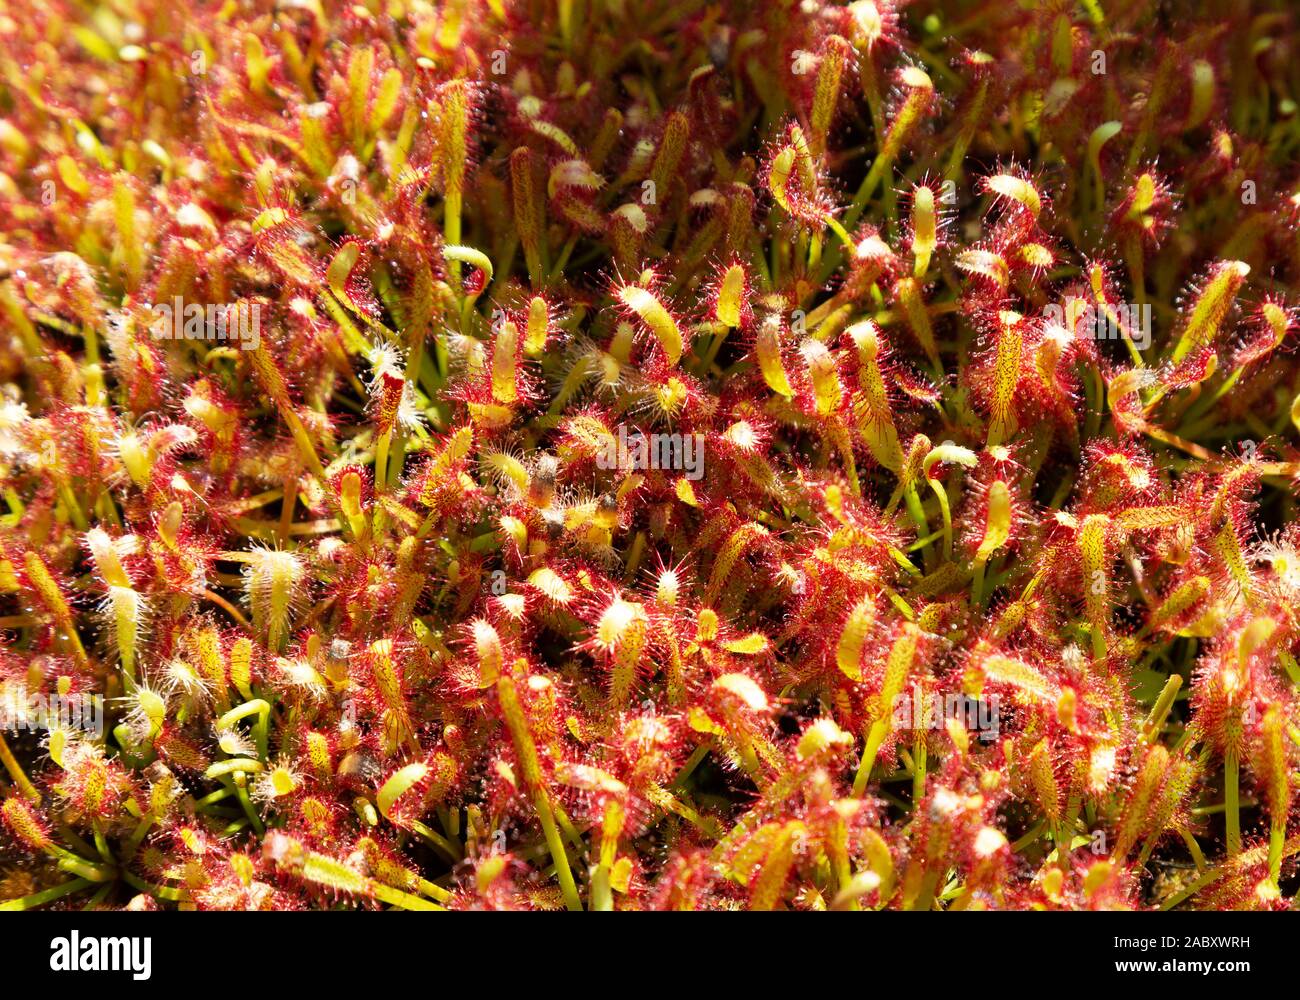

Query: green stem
[548,234,579,284]
[408,819,463,863]
[234,782,265,836]
[0,877,92,911]
[912,731,927,805]
[927,478,954,562]
[970,555,989,608]
[852,718,891,797]
[535,790,583,911]
[591,862,613,912]
[1225,748,1241,857]
[1268,818,1285,887]
[375,429,392,494]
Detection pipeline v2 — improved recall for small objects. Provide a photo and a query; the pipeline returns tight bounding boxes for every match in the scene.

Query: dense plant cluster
[2,0,1300,912]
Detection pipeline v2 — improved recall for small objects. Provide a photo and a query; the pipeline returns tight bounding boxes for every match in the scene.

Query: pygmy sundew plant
[3,0,1300,913]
